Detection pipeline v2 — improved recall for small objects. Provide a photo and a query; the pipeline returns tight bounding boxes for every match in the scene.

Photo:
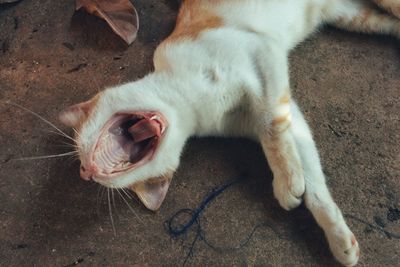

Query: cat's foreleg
[290,102,360,267]
[255,49,305,211]
[330,0,400,38]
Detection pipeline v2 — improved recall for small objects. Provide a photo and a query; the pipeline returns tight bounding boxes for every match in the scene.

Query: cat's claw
[327,226,360,267]
[273,171,305,210]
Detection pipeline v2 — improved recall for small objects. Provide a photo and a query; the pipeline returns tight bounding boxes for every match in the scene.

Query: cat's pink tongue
[128,118,161,143]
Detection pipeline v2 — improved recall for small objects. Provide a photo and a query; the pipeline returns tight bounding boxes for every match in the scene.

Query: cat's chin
[81,111,168,181]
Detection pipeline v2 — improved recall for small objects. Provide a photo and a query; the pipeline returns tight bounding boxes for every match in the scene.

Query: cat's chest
[154,28,263,87]
[154,31,268,136]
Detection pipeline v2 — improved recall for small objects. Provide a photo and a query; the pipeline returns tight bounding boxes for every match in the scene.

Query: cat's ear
[131,174,172,211]
[59,100,94,127]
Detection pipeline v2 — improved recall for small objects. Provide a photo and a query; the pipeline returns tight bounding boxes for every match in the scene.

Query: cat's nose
[80,165,92,181]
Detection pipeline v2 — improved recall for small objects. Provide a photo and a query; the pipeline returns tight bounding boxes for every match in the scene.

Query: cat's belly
[154,27,282,137]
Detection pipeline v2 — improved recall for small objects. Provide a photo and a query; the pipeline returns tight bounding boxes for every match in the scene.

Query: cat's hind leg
[290,101,360,266]
[260,112,305,211]
[329,0,400,38]
[255,47,305,211]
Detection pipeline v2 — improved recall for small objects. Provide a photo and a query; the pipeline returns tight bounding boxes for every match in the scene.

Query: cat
[59,0,400,266]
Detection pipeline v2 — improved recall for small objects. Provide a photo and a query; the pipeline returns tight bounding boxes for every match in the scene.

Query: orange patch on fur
[395,6,400,16]
[279,91,291,104]
[272,114,290,126]
[79,93,101,123]
[373,0,400,16]
[361,10,372,23]
[136,172,173,187]
[261,136,302,190]
[130,171,174,211]
[351,234,357,246]
[165,1,223,41]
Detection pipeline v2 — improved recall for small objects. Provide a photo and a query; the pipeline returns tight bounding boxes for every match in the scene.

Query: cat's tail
[371,0,400,19]
[329,0,400,39]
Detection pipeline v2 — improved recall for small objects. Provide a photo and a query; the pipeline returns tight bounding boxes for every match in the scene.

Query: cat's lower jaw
[326,225,360,267]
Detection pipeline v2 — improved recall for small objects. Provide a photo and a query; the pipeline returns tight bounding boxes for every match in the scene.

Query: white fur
[70,0,400,266]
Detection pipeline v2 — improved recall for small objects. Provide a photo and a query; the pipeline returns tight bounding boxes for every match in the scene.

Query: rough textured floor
[1,1,399,266]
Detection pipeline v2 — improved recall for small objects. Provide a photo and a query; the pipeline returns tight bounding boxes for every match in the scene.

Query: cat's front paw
[327,226,360,267]
[272,171,305,210]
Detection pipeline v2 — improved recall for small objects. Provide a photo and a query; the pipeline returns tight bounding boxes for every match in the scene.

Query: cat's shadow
[32,135,339,266]
[176,137,339,266]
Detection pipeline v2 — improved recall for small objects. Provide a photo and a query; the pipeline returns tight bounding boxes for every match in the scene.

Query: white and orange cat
[59,0,400,266]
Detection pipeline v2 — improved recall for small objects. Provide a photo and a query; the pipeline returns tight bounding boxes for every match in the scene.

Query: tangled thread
[164,177,289,266]
[165,178,400,266]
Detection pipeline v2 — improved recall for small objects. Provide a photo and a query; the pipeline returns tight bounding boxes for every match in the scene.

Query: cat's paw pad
[272,171,305,210]
[327,227,360,267]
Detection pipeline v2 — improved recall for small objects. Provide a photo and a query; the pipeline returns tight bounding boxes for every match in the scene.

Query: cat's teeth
[150,115,165,133]
[116,161,130,169]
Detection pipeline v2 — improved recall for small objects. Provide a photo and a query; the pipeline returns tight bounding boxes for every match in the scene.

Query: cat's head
[58,79,188,211]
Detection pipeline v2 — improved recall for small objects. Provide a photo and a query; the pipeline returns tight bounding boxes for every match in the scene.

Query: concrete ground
[1,0,399,266]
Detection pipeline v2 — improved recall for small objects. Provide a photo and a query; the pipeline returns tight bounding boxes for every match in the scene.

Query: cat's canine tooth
[150,115,160,121]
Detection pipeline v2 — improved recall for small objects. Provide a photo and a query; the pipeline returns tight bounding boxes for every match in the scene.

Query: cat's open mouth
[91,112,167,178]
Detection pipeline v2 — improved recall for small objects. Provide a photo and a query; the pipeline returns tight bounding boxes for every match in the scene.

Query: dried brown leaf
[76,0,139,45]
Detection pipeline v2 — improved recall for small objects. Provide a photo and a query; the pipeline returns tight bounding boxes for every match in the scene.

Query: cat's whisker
[107,188,117,236]
[116,188,144,224]
[120,187,133,199]
[11,151,78,161]
[123,187,136,199]
[54,142,79,149]
[48,130,80,148]
[1,100,76,143]
[66,155,80,164]
[111,188,117,216]
[95,186,101,213]
[55,144,79,160]
[97,186,106,217]
[72,127,82,141]
[121,187,140,204]
[57,147,80,160]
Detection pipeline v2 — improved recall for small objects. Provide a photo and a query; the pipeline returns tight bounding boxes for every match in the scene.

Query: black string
[165,178,400,266]
[166,177,242,237]
[345,213,400,239]
[164,177,289,266]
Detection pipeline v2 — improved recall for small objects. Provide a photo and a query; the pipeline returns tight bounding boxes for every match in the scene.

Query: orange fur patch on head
[60,93,101,130]
[165,0,223,42]
[136,171,173,187]
[131,171,174,211]
[77,93,101,125]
